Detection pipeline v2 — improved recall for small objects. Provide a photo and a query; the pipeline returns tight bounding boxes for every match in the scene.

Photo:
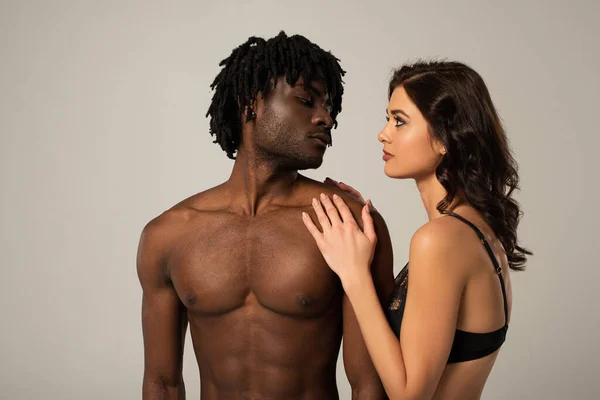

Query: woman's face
[378,86,446,179]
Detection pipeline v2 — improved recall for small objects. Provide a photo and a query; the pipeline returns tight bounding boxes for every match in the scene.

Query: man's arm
[343,209,395,399]
[137,215,188,400]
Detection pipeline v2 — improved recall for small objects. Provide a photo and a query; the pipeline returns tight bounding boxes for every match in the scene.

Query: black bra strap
[442,211,508,326]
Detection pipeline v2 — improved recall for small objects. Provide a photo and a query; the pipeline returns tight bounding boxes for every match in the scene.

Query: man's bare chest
[168,211,341,318]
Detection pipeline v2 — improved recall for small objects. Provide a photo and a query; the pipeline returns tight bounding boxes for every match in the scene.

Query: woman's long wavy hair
[389,60,531,271]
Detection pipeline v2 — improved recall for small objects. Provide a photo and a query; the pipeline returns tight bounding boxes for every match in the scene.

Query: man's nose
[312,107,334,129]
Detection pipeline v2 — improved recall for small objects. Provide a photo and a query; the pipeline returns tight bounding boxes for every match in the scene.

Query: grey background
[1,0,598,399]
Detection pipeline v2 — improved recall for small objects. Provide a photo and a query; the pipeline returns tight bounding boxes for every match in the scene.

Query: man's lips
[309,133,331,145]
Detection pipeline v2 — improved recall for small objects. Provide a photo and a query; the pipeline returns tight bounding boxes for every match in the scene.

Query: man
[137,31,395,399]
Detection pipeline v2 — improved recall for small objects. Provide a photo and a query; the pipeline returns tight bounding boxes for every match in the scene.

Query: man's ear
[241,93,265,123]
[244,105,256,122]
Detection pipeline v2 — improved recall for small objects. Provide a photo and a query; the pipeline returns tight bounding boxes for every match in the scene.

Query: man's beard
[254,112,325,170]
[255,142,325,171]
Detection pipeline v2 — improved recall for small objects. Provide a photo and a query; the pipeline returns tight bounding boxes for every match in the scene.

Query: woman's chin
[384,163,404,179]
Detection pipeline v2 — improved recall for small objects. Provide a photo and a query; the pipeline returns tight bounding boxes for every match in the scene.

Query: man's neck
[226,148,299,216]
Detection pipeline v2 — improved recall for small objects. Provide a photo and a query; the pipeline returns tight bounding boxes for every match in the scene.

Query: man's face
[251,76,335,170]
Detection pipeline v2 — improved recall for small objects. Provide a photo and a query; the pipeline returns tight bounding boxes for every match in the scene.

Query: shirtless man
[137,31,395,400]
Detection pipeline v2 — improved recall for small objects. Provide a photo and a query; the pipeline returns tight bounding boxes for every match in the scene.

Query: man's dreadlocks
[205,31,346,159]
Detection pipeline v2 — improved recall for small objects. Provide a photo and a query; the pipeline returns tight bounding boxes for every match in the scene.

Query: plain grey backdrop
[1,0,599,399]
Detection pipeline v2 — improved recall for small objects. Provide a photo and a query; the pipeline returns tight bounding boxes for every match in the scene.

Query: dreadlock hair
[205,31,346,159]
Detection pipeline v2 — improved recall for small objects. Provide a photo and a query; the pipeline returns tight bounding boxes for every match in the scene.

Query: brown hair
[390,60,531,270]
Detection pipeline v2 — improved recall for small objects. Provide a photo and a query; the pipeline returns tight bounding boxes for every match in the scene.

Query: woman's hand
[302,193,377,289]
[324,178,376,211]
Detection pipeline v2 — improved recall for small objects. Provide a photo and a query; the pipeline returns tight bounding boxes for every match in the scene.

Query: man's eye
[298,97,314,106]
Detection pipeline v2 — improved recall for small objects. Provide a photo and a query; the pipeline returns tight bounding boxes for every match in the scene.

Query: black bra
[385,211,508,364]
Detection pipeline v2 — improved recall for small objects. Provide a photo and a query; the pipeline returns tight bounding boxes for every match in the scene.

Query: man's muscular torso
[139,176,392,399]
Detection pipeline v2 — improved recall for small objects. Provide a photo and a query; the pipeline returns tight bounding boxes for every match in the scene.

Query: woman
[301,60,531,400]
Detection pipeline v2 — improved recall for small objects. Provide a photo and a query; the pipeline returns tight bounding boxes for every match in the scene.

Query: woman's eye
[386,116,404,127]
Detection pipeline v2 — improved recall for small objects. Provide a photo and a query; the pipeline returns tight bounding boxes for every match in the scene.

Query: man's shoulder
[298,175,389,231]
[138,207,195,259]
[298,176,365,209]
[140,185,229,248]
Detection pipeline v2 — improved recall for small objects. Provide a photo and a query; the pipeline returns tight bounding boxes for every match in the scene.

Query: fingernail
[333,194,339,200]
[320,193,327,200]
[302,212,307,218]
[312,198,318,205]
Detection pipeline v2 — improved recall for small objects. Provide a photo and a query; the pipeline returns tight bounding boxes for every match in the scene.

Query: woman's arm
[303,195,467,400]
